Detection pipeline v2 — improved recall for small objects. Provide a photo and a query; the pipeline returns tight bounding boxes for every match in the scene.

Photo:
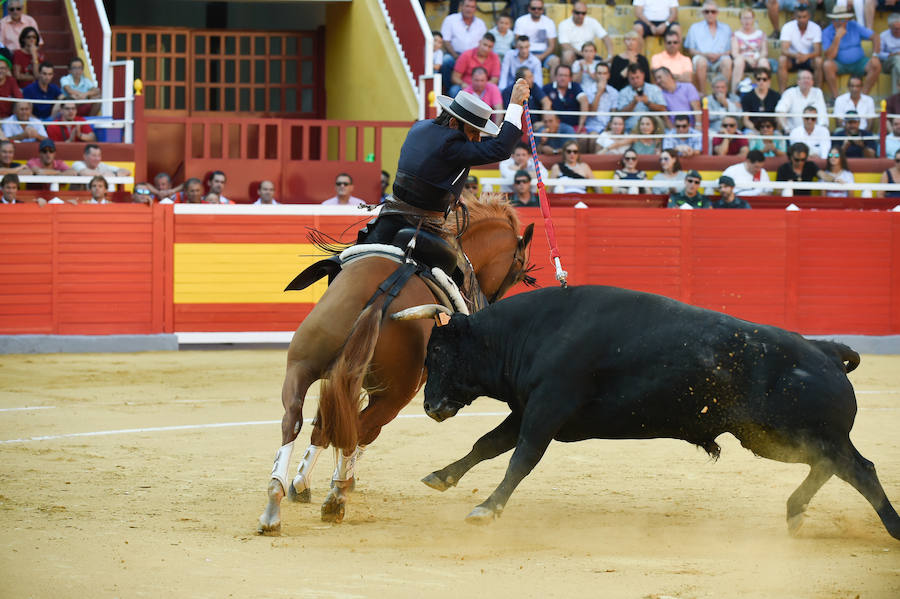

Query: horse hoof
[321,501,346,524]
[288,482,311,503]
[422,472,455,492]
[787,512,806,536]
[465,506,496,525]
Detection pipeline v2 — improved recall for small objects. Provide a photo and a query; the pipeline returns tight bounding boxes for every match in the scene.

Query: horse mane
[447,192,522,239]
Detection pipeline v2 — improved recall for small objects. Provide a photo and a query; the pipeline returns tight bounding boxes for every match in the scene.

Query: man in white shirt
[632,0,680,40]
[721,149,772,196]
[322,173,365,206]
[775,68,828,132]
[254,180,279,205]
[498,142,549,191]
[776,4,823,92]
[885,117,900,159]
[833,75,875,130]
[514,0,559,76]
[439,0,486,88]
[2,101,47,142]
[557,2,612,67]
[788,105,832,159]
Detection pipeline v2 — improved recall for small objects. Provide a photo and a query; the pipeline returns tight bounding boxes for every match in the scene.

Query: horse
[258,194,535,534]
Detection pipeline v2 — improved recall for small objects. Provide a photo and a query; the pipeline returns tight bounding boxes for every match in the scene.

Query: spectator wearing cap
[721,150,772,196]
[22,61,63,120]
[509,170,540,207]
[46,102,96,143]
[0,0,40,52]
[713,175,752,209]
[822,3,881,102]
[0,56,23,118]
[667,169,711,208]
[830,110,876,158]
[463,174,479,196]
[26,139,74,174]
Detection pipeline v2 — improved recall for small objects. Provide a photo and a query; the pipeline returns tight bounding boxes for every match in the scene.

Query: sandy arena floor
[1,350,898,598]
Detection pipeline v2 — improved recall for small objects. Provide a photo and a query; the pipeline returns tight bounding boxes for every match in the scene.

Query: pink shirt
[453,48,501,86]
[0,14,40,51]
[322,195,366,206]
[26,157,70,172]
[463,83,502,108]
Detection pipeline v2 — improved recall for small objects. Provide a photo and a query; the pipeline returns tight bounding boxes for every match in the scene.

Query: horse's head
[453,193,536,304]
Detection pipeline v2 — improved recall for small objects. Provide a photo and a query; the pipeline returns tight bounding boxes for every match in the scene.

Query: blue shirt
[822,22,873,65]
[542,82,585,127]
[684,20,732,55]
[22,82,62,119]
[616,82,665,130]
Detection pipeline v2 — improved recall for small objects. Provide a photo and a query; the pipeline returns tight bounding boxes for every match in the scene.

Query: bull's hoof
[288,482,311,503]
[464,506,496,525]
[422,472,456,492]
[321,499,346,524]
[787,512,806,536]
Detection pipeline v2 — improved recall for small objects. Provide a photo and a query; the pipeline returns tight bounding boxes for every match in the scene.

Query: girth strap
[364,262,420,318]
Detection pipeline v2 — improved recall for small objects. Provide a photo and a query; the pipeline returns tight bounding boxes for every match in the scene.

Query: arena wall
[2,204,898,341]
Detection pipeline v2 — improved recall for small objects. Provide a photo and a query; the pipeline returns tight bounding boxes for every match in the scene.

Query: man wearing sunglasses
[830,110,876,158]
[684,1,733,96]
[558,2,612,67]
[667,169,711,208]
[776,142,818,195]
[0,0,39,52]
[322,173,365,206]
[787,105,831,159]
[509,169,540,207]
[26,139,73,175]
[712,116,749,157]
[514,0,559,77]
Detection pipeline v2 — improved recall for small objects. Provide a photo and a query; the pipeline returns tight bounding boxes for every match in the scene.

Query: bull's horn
[390,304,453,321]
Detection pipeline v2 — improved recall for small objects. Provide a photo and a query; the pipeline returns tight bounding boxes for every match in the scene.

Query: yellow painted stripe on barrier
[174,243,330,304]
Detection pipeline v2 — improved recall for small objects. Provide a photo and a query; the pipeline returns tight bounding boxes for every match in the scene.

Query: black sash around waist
[392,171,456,213]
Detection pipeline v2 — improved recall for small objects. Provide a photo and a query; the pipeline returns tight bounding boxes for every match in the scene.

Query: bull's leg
[832,443,900,541]
[422,412,522,492]
[786,461,833,535]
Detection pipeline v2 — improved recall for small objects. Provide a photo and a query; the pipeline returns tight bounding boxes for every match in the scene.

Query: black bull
[409,285,900,539]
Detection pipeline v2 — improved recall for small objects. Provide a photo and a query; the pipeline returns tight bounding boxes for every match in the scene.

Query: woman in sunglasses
[550,141,594,193]
[879,149,900,198]
[612,148,647,194]
[12,26,42,88]
[820,147,853,197]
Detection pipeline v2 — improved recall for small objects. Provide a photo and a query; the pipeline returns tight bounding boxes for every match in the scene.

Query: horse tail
[318,299,385,451]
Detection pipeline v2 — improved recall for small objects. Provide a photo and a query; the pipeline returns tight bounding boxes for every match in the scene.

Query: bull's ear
[521,223,534,249]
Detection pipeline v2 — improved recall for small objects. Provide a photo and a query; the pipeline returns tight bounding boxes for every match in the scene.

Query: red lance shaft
[522,102,568,287]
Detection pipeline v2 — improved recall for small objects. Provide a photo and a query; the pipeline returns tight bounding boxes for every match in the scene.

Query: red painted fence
[1,205,898,337]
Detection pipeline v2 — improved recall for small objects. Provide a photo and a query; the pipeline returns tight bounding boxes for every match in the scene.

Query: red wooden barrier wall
[1,205,898,337]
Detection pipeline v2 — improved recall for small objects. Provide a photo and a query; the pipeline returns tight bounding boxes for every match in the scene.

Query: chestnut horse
[258,195,535,534]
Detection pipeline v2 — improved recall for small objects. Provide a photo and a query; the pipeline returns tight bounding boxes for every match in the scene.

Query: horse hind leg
[287,442,325,503]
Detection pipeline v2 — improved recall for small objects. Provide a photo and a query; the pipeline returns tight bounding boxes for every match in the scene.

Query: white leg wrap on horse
[332,445,364,482]
[291,444,324,492]
[270,441,294,494]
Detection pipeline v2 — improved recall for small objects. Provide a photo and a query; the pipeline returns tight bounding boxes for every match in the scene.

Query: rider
[357,78,531,244]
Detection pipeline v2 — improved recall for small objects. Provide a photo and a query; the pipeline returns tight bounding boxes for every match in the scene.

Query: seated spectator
[439,0,487,89]
[509,169,540,207]
[2,101,47,142]
[0,172,20,203]
[684,1,733,96]
[464,174,479,196]
[706,75,740,134]
[86,175,111,204]
[650,31,693,83]
[662,113,702,157]
[489,15,516,60]
[722,149,772,196]
[617,62,666,131]
[60,57,101,116]
[652,149,686,194]
[501,66,550,123]
[71,143,131,176]
[0,0,40,52]
[885,117,900,159]
[323,172,365,206]
[630,114,664,155]
[775,68,828,132]
[12,27,42,89]
[149,172,181,202]
[595,115,630,155]
[432,31,444,76]
[131,182,154,205]
[254,180,279,205]
[878,14,900,98]
[46,102,96,142]
[451,33,500,97]
[834,76,875,130]
[713,175,752,209]
[26,139,74,174]
[776,142,819,195]
[609,31,650,91]
[582,59,617,134]
[731,8,769,95]
[789,105,832,159]
[549,141,594,193]
[162,177,203,204]
[712,115,749,157]
[204,170,232,204]
[558,2,612,67]
[0,139,30,174]
[612,148,647,193]
[499,141,549,191]
[0,57,23,118]
[499,36,543,89]
[822,5,881,101]
[653,66,700,126]
[749,117,788,157]
[823,0,876,30]
[514,0,559,77]
[543,64,588,131]
[463,67,502,122]
[879,148,900,198]
[571,41,600,94]
[776,4,824,93]
[667,169,711,208]
[380,170,390,204]
[830,110,876,158]
[820,146,854,196]
[740,67,780,134]
[632,0,680,42]
[22,62,63,120]
[534,112,575,155]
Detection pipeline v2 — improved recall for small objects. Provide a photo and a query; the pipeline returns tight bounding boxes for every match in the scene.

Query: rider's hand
[509,78,531,106]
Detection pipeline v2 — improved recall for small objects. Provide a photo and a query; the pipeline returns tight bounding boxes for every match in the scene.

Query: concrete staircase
[24,0,76,80]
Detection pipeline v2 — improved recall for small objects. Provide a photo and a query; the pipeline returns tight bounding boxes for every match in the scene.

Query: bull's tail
[317,299,385,452]
[813,340,861,373]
